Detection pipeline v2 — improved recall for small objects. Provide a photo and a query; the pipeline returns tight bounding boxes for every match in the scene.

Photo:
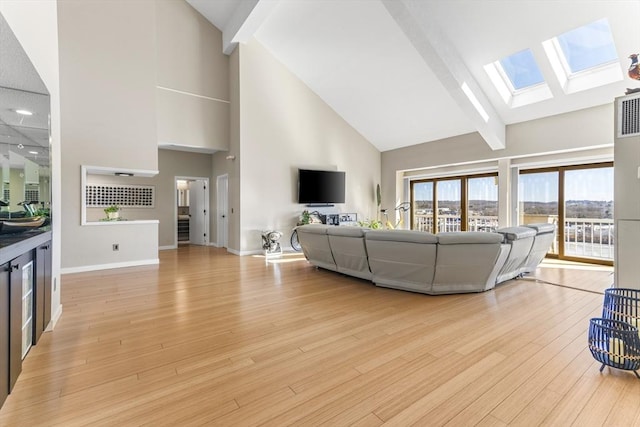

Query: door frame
[518,162,613,266]
[175,176,210,247]
[216,174,229,248]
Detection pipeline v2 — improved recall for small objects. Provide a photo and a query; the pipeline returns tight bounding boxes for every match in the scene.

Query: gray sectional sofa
[295,223,555,295]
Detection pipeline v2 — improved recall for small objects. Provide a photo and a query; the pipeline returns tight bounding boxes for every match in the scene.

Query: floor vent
[618,93,640,138]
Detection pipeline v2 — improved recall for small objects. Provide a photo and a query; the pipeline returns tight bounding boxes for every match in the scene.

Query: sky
[413,168,613,203]
[498,18,617,89]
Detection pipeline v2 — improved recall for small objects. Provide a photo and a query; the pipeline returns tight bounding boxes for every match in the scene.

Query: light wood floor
[0,246,638,426]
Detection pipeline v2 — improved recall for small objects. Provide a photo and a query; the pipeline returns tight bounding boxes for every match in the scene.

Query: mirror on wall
[0,12,51,225]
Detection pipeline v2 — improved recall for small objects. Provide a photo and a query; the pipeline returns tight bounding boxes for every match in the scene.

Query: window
[485,49,552,107]
[543,18,622,94]
[499,49,545,90]
[555,18,618,74]
[518,163,613,264]
[411,173,497,233]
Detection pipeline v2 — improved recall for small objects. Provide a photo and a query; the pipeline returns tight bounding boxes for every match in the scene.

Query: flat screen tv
[298,169,345,204]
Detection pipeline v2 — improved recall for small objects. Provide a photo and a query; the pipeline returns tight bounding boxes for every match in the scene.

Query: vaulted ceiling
[188,0,640,152]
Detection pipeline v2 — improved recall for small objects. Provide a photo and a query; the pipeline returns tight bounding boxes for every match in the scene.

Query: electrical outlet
[112,244,119,251]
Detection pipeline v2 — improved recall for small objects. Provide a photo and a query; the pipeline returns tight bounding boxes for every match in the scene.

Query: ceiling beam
[222,0,280,55]
[381,0,506,150]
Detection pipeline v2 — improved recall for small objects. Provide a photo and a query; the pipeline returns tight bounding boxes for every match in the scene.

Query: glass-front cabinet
[21,260,34,359]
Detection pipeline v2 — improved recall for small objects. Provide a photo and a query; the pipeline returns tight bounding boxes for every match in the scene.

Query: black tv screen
[298,169,345,204]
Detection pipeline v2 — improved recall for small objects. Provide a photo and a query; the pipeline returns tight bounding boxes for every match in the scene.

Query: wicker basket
[602,288,640,328]
[588,318,640,378]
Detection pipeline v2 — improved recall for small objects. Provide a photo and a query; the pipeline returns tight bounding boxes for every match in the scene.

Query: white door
[217,174,229,248]
[188,180,208,246]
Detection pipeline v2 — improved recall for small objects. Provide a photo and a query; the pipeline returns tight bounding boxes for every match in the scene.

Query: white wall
[156,149,213,248]
[614,94,640,289]
[0,0,62,327]
[58,0,159,270]
[155,0,229,152]
[236,39,381,253]
[216,48,241,252]
[382,104,614,223]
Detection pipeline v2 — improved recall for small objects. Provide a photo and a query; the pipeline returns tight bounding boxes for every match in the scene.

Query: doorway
[175,177,209,246]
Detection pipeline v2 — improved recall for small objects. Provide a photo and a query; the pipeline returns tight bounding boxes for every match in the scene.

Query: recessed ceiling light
[15,109,33,116]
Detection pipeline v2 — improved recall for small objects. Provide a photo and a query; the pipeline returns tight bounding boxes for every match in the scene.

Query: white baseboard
[61,258,160,274]
[227,248,264,256]
[159,245,177,250]
[46,304,63,331]
[208,242,220,247]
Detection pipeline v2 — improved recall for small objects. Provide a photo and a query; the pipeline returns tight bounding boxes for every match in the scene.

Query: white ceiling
[189,0,640,153]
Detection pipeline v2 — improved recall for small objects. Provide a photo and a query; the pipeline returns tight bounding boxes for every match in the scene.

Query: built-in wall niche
[81,165,159,225]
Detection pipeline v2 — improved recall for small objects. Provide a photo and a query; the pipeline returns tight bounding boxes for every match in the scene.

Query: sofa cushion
[365,229,438,244]
[495,226,536,241]
[296,225,336,271]
[495,227,536,282]
[432,235,507,294]
[366,234,437,292]
[327,226,371,280]
[437,231,503,245]
[327,226,367,238]
[297,224,332,235]
[525,223,556,234]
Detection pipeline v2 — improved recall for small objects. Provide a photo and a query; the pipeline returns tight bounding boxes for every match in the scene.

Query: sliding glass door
[412,181,434,232]
[563,166,613,261]
[436,179,462,232]
[519,170,559,254]
[468,176,499,232]
[519,162,613,264]
[411,173,497,233]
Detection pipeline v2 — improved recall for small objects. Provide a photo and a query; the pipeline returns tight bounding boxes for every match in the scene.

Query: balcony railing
[414,214,498,233]
[413,214,614,261]
[563,217,613,260]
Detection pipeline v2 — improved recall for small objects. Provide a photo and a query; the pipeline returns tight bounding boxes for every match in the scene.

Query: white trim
[227,248,263,256]
[156,85,230,104]
[543,37,622,95]
[216,174,229,248]
[61,258,159,274]
[208,242,220,247]
[175,176,210,247]
[83,220,160,226]
[45,304,63,331]
[83,165,159,177]
[81,165,87,225]
[159,245,177,250]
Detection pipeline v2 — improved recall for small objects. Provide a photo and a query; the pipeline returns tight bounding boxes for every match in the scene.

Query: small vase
[107,211,120,220]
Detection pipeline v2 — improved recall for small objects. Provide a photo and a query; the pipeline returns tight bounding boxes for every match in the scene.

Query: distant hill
[412,199,612,219]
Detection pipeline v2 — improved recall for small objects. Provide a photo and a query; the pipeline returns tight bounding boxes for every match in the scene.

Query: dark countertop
[0,227,52,265]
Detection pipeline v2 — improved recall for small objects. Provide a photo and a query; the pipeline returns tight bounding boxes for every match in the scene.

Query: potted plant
[104,204,120,220]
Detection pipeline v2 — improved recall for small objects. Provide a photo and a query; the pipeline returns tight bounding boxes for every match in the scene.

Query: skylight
[484,49,552,108]
[498,49,545,90]
[555,18,618,74]
[543,18,622,94]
